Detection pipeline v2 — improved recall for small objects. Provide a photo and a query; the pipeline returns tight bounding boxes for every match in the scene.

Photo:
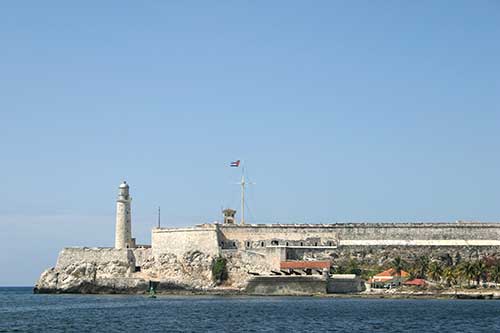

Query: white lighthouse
[115,181,134,249]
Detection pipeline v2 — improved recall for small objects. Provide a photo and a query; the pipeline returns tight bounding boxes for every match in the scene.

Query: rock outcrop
[34,248,239,294]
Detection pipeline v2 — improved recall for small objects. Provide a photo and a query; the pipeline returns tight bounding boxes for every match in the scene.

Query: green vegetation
[388,256,500,289]
[334,255,500,290]
[427,261,442,282]
[390,256,406,276]
[212,257,228,284]
[332,260,381,281]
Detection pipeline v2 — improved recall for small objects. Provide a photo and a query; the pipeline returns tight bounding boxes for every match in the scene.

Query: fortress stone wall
[56,247,152,271]
[56,248,134,270]
[150,222,500,259]
[152,225,221,257]
[220,222,500,248]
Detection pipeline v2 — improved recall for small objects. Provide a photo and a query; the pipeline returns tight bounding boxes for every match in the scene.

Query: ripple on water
[1,288,500,332]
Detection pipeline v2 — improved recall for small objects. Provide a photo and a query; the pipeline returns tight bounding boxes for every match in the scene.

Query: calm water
[1,287,500,332]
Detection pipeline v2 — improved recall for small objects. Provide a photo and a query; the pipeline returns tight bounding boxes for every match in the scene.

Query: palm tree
[407,266,419,280]
[442,266,457,287]
[489,265,500,284]
[428,261,443,283]
[415,255,430,279]
[474,261,487,286]
[458,261,476,287]
[391,256,406,277]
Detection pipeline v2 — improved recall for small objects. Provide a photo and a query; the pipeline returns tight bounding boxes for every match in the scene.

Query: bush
[212,257,228,284]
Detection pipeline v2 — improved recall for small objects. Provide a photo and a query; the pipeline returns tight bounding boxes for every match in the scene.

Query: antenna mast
[238,164,254,225]
[241,172,245,225]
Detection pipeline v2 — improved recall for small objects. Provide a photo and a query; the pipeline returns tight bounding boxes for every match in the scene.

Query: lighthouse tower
[115,181,134,249]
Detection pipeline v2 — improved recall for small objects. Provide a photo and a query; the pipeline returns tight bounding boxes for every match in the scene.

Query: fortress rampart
[152,225,221,257]
[55,247,152,272]
[151,222,500,258]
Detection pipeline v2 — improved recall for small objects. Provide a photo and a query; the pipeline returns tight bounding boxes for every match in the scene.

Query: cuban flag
[230,160,240,167]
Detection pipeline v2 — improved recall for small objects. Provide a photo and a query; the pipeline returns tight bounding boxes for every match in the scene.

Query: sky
[1,1,499,286]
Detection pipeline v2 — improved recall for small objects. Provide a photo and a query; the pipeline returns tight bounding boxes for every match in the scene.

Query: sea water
[1,287,500,332]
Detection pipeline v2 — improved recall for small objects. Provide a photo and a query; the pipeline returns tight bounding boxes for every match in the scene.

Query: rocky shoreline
[33,278,500,299]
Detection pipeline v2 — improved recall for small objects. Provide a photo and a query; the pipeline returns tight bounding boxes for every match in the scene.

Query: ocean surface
[1,287,500,332]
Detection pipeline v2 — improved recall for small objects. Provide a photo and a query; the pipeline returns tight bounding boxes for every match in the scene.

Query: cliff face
[35,248,236,294]
[36,258,148,294]
[140,251,216,290]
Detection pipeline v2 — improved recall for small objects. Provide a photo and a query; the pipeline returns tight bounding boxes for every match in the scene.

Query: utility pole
[157,206,161,228]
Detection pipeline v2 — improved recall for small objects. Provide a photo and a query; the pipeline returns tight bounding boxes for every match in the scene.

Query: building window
[271,240,278,246]
[286,242,289,246]
[300,242,304,246]
[246,241,250,248]
[220,241,224,247]
[134,266,141,272]
[261,241,265,247]
[314,242,318,246]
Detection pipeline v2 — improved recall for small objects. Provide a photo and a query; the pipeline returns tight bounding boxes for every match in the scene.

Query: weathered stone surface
[245,276,326,295]
[223,250,272,288]
[36,268,58,292]
[327,275,365,293]
[326,245,500,268]
[35,248,221,293]
[36,221,500,295]
[140,251,216,289]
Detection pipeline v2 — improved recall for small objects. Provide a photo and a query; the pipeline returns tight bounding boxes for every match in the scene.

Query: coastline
[31,285,500,300]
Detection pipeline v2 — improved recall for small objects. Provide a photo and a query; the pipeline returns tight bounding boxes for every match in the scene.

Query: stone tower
[222,208,236,224]
[115,181,134,249]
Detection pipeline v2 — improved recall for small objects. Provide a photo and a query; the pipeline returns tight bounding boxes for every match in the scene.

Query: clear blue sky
[1,1,499,286]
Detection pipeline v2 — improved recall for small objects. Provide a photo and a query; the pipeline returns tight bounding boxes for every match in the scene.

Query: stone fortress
[35,182,500,295]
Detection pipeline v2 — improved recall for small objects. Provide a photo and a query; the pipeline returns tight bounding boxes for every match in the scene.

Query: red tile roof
[374,268,409,278]
[280,261,330,270]
[403,278,427,286]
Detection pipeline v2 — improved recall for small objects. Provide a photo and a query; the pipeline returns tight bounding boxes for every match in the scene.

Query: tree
[391,256,407,276]
[212,257,228,284]
[407,266,419,281]
[415,255,430,279]
[442,266,457,287]
[345,259,362,276]
[489,265,500,284]
[474,261,487,286]
[458,261,476,287]
[428,261,443,283]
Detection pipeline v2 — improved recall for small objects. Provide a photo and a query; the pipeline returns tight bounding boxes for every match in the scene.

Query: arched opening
[261,241,265,247]
[246,241,251,248]
[271,240,278,246]
[300,242,304,246]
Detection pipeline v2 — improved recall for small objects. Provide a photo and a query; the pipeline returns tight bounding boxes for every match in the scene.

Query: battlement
[215,222,500,228]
